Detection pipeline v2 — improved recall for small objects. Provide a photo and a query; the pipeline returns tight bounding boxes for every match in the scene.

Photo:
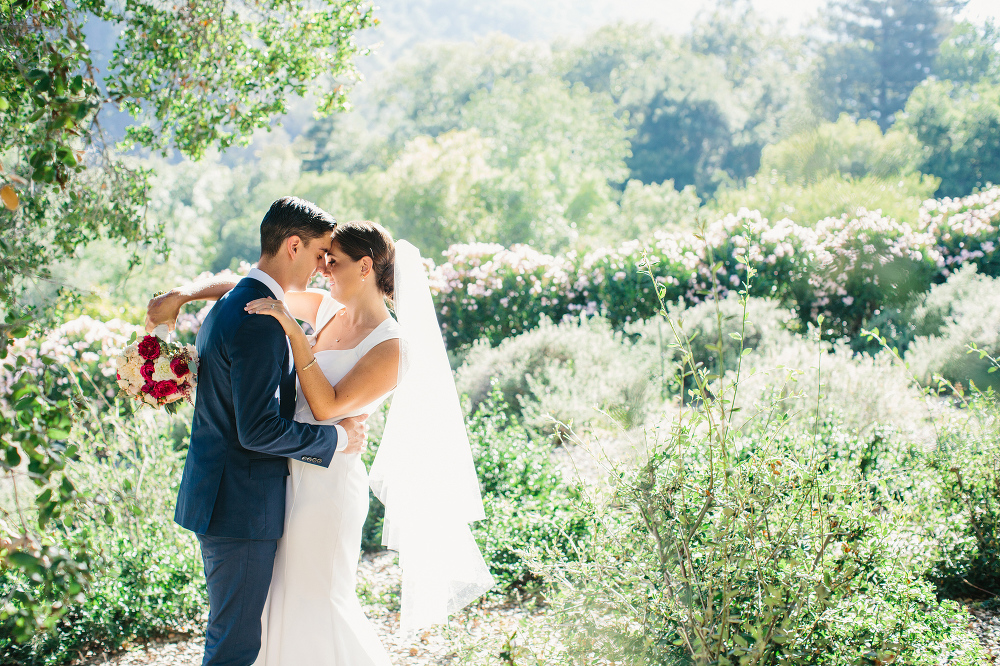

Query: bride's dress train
[254,296,399,666]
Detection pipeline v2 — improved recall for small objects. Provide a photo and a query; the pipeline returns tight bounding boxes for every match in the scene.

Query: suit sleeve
[230,314,338,466]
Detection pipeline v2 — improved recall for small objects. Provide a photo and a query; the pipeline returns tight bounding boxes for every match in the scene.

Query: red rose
[151,381,178,399]
[170,357,189,377]
[142,380,155,394]
[140,361,155,382]
[137,335,161,360]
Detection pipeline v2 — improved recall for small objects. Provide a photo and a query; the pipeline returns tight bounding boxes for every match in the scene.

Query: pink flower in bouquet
[138,335,161,360]
[151,380,179,399]
[170,357,189,378]
[140,360,155,382]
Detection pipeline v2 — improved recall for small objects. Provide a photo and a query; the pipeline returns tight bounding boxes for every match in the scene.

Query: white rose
[121,363,141,384]
[152,357,173,381]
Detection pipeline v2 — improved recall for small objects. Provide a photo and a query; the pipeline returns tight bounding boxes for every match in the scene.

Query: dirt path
[967,601,1000,663]
[75,552,533,666]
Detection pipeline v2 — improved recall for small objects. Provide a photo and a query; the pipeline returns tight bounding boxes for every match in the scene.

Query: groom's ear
[285,234,303,259]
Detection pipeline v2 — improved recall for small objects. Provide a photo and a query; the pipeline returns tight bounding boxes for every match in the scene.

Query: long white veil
[368,240,495,632]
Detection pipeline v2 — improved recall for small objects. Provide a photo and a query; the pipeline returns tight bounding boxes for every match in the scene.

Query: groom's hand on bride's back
[339,414,369,455]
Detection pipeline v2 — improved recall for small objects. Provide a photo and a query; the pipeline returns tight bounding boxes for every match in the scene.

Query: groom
[173,197,367,666]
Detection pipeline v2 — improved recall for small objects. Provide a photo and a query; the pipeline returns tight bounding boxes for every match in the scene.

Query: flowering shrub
[920,187,1000,278]
[0,316,143,406]
[432,186,1000,346]
[8,189,996,386]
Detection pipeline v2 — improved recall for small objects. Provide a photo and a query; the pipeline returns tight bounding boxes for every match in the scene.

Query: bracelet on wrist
[300,357,318,372]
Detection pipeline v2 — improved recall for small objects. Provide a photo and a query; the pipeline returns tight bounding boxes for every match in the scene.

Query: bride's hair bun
[332,221,395,302]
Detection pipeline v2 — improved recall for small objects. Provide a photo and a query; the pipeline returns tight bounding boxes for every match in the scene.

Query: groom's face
[289,232,335,291]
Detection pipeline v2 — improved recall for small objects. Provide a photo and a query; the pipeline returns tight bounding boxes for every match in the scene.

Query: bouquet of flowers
[115,325,198,411]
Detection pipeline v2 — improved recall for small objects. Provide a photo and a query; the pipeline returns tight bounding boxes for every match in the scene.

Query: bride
[150,221,494,664]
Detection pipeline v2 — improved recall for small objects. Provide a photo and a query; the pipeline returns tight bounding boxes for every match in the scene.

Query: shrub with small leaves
[467,389,591,595]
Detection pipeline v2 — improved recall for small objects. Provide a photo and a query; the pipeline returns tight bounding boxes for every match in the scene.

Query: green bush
[542,269,988,665]
[1,409,207,665]
[628,294,796,387]
[927,388,1000,599]
[757,116,921,185]
[904,265,1000,393]
[466,389,591,596]
[710,171,939,228]
[609,179,702,243]
[456,316,656,436]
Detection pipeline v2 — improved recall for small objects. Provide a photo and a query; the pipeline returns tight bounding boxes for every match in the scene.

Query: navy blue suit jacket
[174,277,338,539]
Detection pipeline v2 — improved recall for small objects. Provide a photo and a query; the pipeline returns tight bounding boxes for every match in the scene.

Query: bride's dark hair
[332,221,395,301]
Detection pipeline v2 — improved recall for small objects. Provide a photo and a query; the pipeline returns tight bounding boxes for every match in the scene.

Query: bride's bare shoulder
[285,289,333,327]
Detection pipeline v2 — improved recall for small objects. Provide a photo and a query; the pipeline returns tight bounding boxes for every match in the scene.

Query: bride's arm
[146,279,326,332]
[246,297,399,422]
[146,277,238,332]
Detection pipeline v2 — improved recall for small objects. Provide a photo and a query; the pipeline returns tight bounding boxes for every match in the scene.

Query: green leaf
[8,551,39,570]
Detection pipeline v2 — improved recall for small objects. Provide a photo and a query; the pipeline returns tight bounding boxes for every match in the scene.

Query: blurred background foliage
[58,0,998,292]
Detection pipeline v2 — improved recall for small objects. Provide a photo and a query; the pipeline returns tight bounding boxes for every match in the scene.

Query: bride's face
[322,241,369,300]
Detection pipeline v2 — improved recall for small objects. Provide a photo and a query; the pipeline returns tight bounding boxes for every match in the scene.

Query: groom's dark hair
[259,196,337,257]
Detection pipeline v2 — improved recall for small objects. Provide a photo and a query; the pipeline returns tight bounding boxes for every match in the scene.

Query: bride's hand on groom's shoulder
[145,289,184,333]
[245,297,297,334]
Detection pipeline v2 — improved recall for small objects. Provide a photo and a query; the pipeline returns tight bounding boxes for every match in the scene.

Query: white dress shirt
[244,267,348,449]
[247,267,285,302]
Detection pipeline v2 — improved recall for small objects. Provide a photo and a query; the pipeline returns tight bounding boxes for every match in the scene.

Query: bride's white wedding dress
[254,294,400,666]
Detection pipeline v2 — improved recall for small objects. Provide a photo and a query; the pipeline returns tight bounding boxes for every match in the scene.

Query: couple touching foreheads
[146,196,494,666]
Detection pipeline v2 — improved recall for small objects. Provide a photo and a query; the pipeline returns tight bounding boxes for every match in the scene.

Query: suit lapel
[279,352,295,419]
[238,277,295,417]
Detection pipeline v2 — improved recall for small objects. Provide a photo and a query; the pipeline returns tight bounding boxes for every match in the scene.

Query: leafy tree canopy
[811,0,964,130]
[897,79,1000,197]
[759,115,920,185]
[0,0,375,640]
[0,0,375,316]
[934,19,1000,85]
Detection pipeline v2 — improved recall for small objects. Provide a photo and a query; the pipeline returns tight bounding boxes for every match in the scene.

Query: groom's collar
[246,267,285,302]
